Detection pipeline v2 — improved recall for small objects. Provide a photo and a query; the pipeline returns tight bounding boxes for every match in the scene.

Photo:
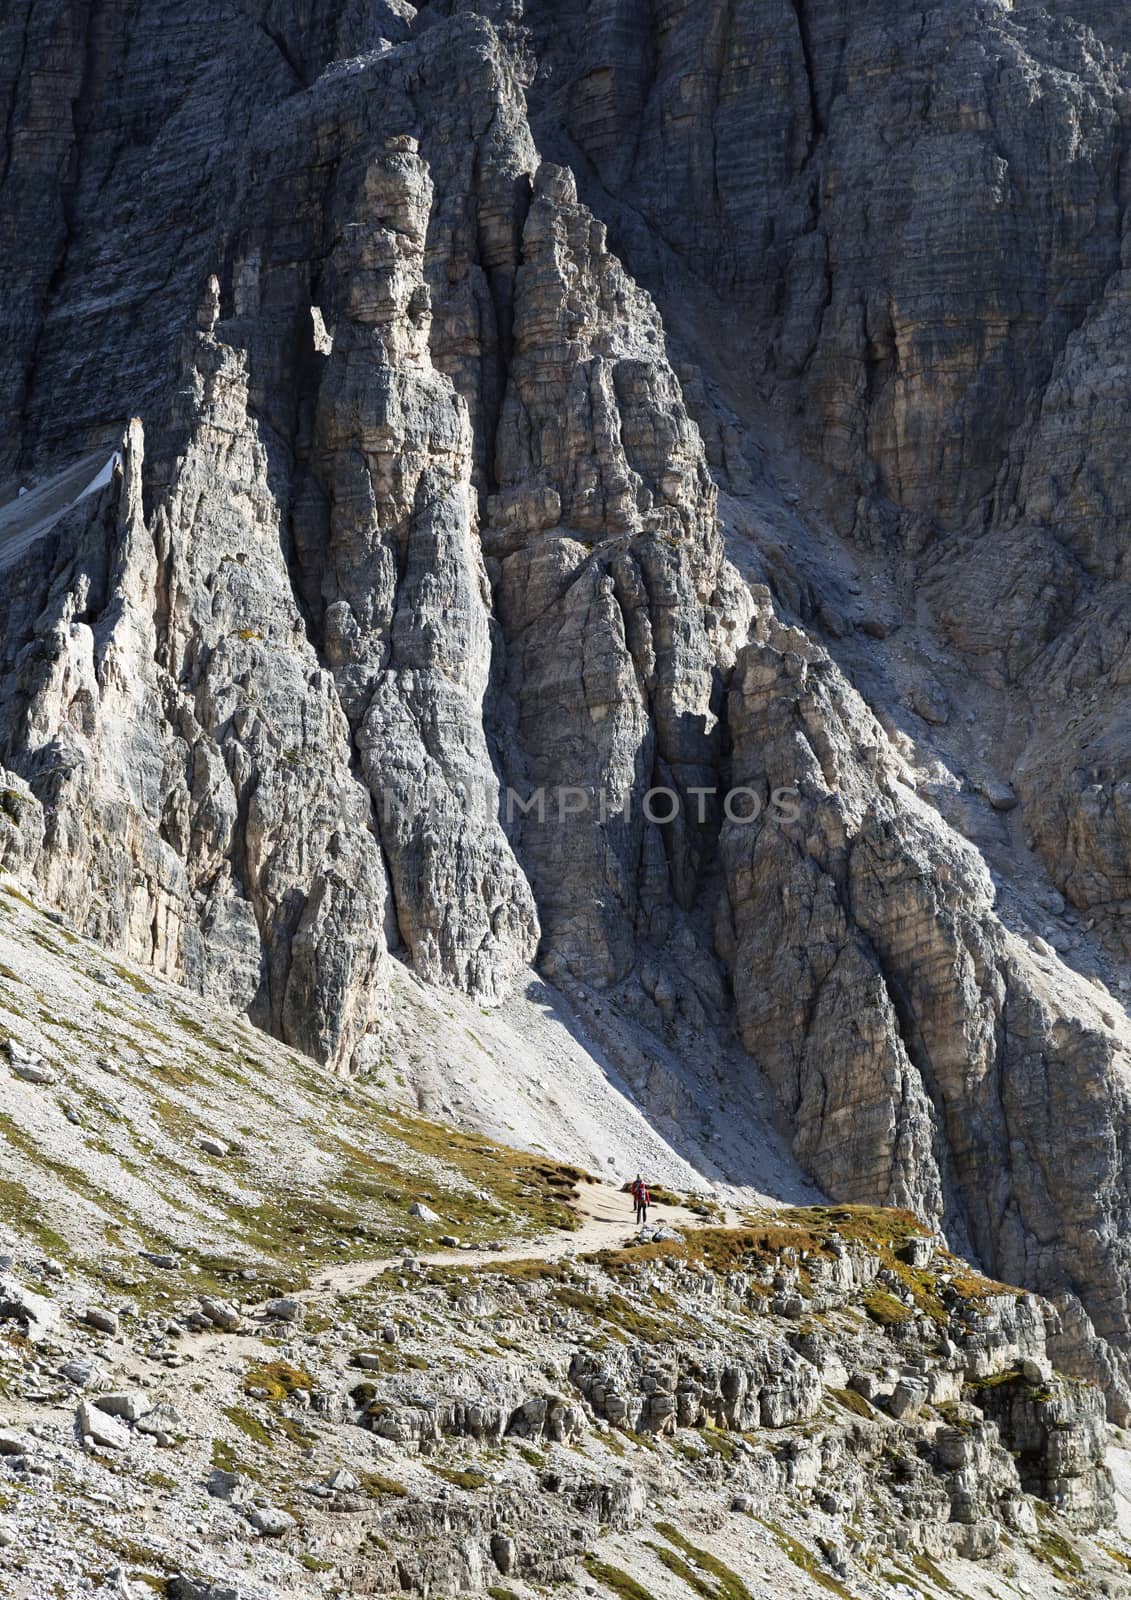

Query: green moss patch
[754,1518,851,1598]
[429,1464,489,1490]
[223,1405,273,1448]
[359,1470,408,1498]
[374,1107,585,1235]
[210,1436,266,1484]
[243,1360,314,1402]
[910,1551,964,1596]
[863,1288,915,1328]
[830,1387,875,1419]
[583,1556,660,1600]
[654,1525,753,1600]
[553,1285,678,1343]
[648,1544,717,1600]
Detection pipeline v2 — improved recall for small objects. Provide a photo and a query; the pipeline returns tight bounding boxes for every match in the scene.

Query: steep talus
[5,0,1131,1442]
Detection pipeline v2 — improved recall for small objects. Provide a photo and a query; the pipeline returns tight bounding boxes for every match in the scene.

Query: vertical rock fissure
[788,0,822,150]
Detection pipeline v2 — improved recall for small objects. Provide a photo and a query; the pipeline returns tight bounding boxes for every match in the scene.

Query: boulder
[78,1399,130,1451]
[246,1506,295,1537]
[84,1306,119,1335]
[199,1296,241,1332]
[264,1297,303,1324]
[0,1278,59,1342]
[94,1391,151,1423]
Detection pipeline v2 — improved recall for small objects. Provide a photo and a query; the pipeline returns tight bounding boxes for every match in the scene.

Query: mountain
[5,2,1131,1593]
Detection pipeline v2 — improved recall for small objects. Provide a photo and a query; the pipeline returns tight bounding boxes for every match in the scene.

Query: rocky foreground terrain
[8,0,1131,1593]
[0,875,1129,1600]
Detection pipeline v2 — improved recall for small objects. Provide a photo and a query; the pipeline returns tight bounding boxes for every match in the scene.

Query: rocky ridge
[0,880,1128,1600]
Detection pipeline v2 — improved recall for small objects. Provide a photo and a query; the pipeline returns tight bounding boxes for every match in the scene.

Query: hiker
[633,1177,650,1227]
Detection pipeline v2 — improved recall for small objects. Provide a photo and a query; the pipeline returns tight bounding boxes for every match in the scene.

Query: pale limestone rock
[94,1392,151,1423]
[4,0,1131,1437]
[78,1399,130,1451]
[0,770,43,879]
[0,1277,59,1342]
[311,141,538,1000]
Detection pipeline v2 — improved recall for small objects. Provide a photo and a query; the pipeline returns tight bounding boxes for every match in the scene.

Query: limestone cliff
[6,0,1131,1433]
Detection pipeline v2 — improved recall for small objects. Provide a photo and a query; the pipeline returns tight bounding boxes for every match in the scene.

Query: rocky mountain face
[5,0,1131,1466]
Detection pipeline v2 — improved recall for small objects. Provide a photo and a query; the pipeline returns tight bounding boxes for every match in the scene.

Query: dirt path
[310,1179,713,1297]
[6,1182,723,1433]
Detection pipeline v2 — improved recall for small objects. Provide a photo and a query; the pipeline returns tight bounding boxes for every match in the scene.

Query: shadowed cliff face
[6,0,1131,1420]
[527,0,1128,521]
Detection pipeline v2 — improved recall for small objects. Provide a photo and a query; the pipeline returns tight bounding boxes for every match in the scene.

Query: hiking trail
[311,1178,737,1297]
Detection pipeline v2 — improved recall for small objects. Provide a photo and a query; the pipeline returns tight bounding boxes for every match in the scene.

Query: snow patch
[0,449,121,568]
